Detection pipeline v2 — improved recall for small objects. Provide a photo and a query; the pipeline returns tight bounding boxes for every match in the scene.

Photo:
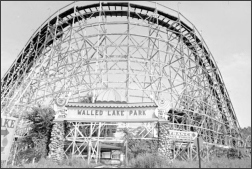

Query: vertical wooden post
[190,143,192,162]
[88,123,93,164]
[72,123,77,156]
[206,144,209,162]
[125,140,128,166]
[158,122,160,150]
[88,141,91,164]
[96,122,101,164]
[197,137,201,168]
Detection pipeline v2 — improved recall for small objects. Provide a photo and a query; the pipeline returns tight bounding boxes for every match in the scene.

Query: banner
[1,116,18,167]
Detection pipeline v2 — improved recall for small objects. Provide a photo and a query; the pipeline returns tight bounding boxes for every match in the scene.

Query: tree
[240,126,251,140]
[17,106,55,162]
[122,127,158,162]
[122,128,133,165]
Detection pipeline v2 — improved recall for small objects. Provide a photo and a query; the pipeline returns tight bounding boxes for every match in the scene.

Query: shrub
[22,158,59,168]
[129,153,251,168]
[170,157,251,168]
[7,157,99,168]
[15,148,42,165]
[12,106,56,165]
[227,148,245,159]
[129,153,171,168]
[204,157,251,168]
[6,158,59,168]
[60,157,94,168]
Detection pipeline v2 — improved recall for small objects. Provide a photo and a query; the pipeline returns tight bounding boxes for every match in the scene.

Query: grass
[171,157,251,168]
[129,153,172,168]
[129,153,251,168]
[7,154,251,168]
[6,157,99,168]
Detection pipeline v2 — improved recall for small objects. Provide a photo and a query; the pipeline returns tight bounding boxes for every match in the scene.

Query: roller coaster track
[1,1,242,146]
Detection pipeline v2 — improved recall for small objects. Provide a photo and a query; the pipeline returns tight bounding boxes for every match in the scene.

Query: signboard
[55,107,68,119]
[15,124,32,137]
[62,108,157,121]
[1,116,18,167]
[154,99,170,120]
[54,93,71,119]
[155,108,168,120]
[167,130,198,141]
[194,136,204,148]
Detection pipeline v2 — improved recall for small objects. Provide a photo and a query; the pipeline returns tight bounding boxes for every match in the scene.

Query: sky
[1,1,251,128]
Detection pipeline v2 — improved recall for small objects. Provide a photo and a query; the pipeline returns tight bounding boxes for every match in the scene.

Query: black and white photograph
[1,1,251,168]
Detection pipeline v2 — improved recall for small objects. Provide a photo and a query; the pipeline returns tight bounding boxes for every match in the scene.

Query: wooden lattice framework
[61,120,227,163]
[1,1,244,162]
[63,121,159,163]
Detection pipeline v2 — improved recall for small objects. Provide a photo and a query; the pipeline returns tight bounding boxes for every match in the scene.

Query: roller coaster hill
[1,1,249,163]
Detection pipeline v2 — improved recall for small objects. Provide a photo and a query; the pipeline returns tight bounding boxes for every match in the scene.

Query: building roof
[66,101,157,108]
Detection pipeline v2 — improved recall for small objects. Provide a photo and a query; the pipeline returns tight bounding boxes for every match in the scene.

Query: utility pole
[197,136,201,168]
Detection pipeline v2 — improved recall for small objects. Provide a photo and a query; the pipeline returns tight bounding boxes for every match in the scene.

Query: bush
[60,157,96,168]
[7,157,99,168]
[227,148,245,159]
[16,106,56,164]
[22,158,59,168]
[125,139,158,160]
[15,148,42,165]
[204,157,251,168]
[6,158,58,168]
[129,153,172,168]
[170,157,251,168]
[8,155,250,168]
[129,153,251,168]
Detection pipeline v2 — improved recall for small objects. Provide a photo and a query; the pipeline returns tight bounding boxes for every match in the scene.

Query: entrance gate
[63,121,158,164]
[48,101,240,164]
[51,120,215,164]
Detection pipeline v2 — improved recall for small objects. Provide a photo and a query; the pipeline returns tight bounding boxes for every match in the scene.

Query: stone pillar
[48,121,65,163]
[158,123,173,161]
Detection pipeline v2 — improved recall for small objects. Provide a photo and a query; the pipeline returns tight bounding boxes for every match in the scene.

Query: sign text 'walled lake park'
[64,108,157,120]
[78,109,147,116]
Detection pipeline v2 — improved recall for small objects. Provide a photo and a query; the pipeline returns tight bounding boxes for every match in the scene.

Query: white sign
[194,136,204,148]
[63,108,157,120]
[15,124,32,137]
[55,107,68,119]
[102,152,111,159]
[1,116,18,167]
[54,94,71,119]
[152,98,170,120]
[167,130,198,141]
[155,108,169,120]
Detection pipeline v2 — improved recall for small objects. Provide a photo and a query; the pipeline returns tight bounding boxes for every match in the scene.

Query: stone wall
[158,123,173,160]
[48,122,65,163]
